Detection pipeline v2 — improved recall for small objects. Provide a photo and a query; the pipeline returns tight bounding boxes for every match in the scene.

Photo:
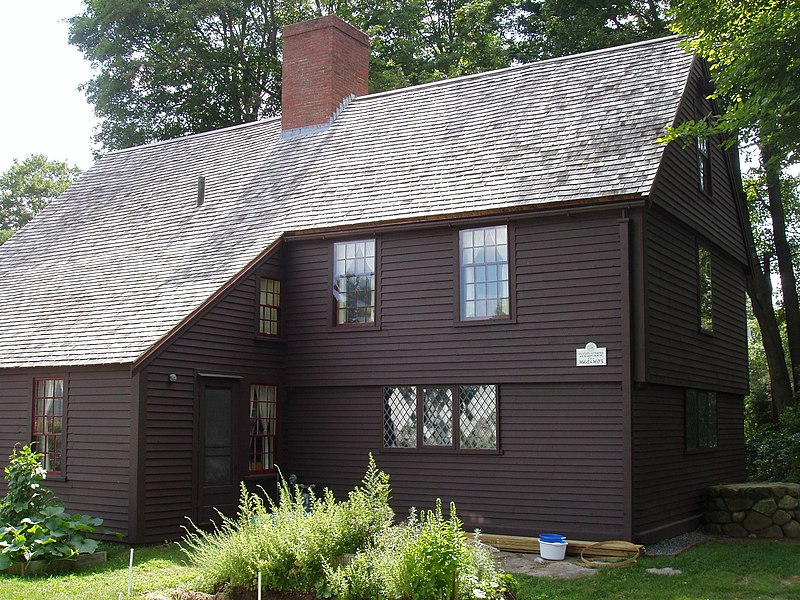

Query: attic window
[259,278,281,336]
[696,136,711,195]
[333,239,376,326]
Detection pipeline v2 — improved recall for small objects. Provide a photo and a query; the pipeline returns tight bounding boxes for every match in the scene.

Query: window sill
[329,323,381,333]
[45,474,67,482]
[254,334,287,343]
[244,472,279,481]
[684,446,718,455]
[379,447,503,456]
[454,316,516,327]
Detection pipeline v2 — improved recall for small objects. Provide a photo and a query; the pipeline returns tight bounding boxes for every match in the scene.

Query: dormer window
[333,239,376,326]
[259,278,281,336]
[696,135,711,195]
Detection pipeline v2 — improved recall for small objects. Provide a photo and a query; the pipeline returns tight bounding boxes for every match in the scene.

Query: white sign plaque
[576,342,606,366]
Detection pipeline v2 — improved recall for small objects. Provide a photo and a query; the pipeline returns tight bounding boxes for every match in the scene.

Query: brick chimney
[281,15,369,138]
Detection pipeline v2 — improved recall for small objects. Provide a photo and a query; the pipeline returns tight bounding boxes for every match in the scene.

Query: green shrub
[183,456,508,599]
[745,426,800,482]
[327,504,508,600]
[181,454,394,593]
[0,445,106,571]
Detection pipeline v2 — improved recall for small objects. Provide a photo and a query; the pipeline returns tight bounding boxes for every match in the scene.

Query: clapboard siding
[284,213,624,386]
[141,250,284,541]
[650,59,747,266]
[0,368,131,536]
[633,383,745,542]
[644,207,748,394]
[284,383,627,539]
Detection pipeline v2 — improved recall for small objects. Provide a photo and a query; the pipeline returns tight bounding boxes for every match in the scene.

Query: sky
[0,1,98,170]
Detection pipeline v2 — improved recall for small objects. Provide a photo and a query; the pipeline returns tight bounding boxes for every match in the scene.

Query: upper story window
[383,384,497,451]
[698,244,713,332]
[686,389,717,451]
[460,225,509,321]
[333,239,376,326]
[259,278,281,336]
[249,384,277,474]
[32,378,64,474]
[696,135,712,195]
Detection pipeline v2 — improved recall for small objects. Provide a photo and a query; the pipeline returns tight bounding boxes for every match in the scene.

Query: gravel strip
[644,530,715,556]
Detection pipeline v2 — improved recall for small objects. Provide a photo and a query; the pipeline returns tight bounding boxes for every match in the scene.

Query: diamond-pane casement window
[33,378,64,473]
[383,387,417,448]
[249,384,277,473]
[259,278,281,336]
[459,385,497,449]
[686,389,717,451]
[460,225,509,320]
[334,239,376,325]
[423,388,453,446]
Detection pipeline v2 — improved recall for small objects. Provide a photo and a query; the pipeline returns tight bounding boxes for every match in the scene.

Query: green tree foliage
[0,155,81,245]
[668,0,800,415]
[506,0,669,62]
[69,0,316,150]
[69,0,515,150]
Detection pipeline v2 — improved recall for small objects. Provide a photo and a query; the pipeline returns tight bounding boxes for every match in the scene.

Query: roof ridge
[353,35,684,103]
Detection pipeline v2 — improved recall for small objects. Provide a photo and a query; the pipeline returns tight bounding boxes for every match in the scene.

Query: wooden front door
[198,379,240,524]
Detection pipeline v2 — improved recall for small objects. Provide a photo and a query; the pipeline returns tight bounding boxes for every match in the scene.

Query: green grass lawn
[514,539,800,600]
[0,539,797,599]
[0,543,202,600]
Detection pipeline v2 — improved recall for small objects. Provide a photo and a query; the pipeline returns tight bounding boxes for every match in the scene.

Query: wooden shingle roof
[0,37,694,368]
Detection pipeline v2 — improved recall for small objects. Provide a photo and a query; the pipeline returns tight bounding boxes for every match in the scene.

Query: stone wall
[705,483,800,538]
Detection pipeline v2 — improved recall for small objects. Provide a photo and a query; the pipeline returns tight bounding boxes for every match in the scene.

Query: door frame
[194,373,243,523]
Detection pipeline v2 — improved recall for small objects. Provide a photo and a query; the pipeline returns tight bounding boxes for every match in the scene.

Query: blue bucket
[539,533,566,543]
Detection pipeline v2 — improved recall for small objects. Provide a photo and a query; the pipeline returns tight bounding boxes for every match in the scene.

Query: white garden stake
[127,547,134,598]
[258,571,262,600]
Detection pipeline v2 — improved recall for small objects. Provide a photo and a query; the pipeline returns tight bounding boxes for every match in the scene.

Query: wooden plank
[466,533,643,557]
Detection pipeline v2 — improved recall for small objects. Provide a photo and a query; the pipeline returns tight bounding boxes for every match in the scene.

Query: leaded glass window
[383,385,497,451]
[33,378,64,473]
[423,388,453,446]
[249,384,277,473]
[686,389,717,451]
[460,225,509,320]
[459,385,497,449]
[333,239,376,325]
[383,386,417,448]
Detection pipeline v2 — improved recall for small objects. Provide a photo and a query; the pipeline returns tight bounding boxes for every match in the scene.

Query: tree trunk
[762,145,800,397]
[742,158,794,417]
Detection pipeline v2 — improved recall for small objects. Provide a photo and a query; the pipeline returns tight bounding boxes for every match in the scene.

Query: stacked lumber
[467,533,643,558]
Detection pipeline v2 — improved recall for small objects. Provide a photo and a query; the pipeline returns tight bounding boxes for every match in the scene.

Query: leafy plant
[182,456,507,599]
[0,445,107,571]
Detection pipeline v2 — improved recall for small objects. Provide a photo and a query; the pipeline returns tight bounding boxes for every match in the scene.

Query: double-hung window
[258,278,281,336]
[32,378,64,474]
[249,384,277,474]
[460,225,510,320]
[383,385,498,451]
[333,239,376,326]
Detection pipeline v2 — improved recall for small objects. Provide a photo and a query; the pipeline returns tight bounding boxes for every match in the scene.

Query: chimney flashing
[280,94,355,141]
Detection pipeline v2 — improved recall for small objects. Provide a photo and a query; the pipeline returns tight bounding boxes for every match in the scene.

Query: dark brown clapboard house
[0,16,749,544]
